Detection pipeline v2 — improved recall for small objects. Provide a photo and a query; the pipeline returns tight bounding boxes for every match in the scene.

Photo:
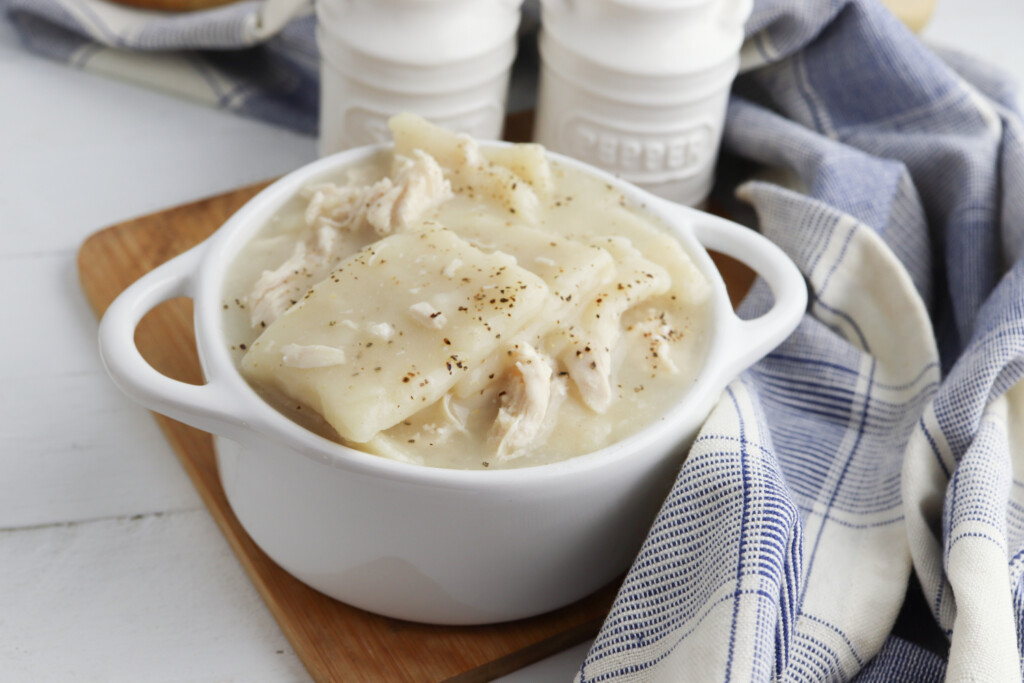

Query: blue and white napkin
[577,1,1024,680]
[8,0,1024,680]
[2,0,319,133]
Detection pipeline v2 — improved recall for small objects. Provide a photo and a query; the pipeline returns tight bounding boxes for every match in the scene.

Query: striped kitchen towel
[1,0,318,133]
[0,0,540,135]
[577,0,1024,680]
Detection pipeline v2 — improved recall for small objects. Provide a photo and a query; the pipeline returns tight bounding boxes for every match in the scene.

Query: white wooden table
[2,3,1021,680]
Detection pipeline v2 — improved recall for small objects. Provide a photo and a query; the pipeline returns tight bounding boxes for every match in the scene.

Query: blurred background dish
[883,0,937,32]
[106,0,244,10]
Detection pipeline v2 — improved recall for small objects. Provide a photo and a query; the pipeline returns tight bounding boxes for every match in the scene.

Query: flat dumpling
[389,112,547,222]
[220,114,715,469]
[240,228,549,443]
[449,222,617,398]
[554,236,672,413]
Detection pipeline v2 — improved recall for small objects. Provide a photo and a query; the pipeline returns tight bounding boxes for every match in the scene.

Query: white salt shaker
[316,0,524,156]
[533,0,751,206]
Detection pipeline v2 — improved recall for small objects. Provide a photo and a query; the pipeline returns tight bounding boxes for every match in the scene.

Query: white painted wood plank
[0,370,201,529]
[498,640,592,682]
[4,250,112,378]
[0,19,317,258]
[1,249,201,528]
[0,510,312,683]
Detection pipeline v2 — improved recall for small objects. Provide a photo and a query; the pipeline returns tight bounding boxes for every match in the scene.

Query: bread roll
[106,0,241,11]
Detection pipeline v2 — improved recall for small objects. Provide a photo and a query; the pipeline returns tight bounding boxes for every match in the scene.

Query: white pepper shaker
[534,0,751,206]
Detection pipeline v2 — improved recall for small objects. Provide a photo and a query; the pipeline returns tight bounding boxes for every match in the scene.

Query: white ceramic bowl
[98,143,806,625]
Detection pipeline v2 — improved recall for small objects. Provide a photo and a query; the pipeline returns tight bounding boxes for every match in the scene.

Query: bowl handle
[683,205,807,376]
[98,244,252,442]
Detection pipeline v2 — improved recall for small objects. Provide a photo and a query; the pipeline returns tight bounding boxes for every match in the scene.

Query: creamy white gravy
[221,116,710,470]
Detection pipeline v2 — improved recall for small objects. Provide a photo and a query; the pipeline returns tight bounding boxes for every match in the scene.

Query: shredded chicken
[449,133,542,222]
[280,343,347,369]
[249,226,337,327]
[628,310,682,374]
[302,178,394,231]
[562,318,619,414]
[368,322,395,340]
[408,302,447,329]
[441,394,471,435]
[442,258,462,278]
[367,150,453,234]
[304,150,452,236]
[488,344,554,460]
[559,239,671,413]
[249,151,452,329]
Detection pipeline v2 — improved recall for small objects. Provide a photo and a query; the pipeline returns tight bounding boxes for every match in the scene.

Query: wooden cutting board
[77,115,754,681]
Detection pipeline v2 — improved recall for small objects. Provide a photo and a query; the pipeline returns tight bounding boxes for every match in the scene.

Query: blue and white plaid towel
[9,0,1024,680]
[2,0,319,133]
[578,1,1024,681]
